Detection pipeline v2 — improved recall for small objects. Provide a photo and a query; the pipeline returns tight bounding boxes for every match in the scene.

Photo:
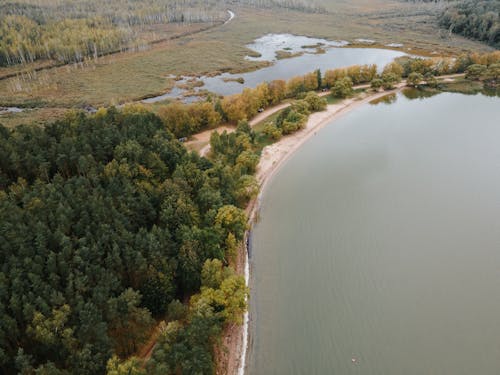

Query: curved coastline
[231,74,466,374]
[234,86,406,375]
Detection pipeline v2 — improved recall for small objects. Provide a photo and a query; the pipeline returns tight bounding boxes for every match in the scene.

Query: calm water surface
[248,92,500,375]
[145,47,406,102]
[202,48,405,96]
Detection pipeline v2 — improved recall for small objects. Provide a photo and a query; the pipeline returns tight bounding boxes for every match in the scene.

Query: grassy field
[0,0,494,127]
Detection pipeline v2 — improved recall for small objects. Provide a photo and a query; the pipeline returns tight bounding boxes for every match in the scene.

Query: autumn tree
[466,64,488,80]
[304,92,327,111]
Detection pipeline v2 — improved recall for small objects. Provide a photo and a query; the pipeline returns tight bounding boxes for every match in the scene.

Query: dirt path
[185,126,234,155]
[249,102,290,126]
[225,10,236,25]
[185,102,290,156]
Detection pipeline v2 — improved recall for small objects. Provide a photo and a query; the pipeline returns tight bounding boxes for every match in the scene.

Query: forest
[0,107,252,374]
[0,0,228,66]
[438,0,500,48]
[0,0,323,67]
[0,69,336,373]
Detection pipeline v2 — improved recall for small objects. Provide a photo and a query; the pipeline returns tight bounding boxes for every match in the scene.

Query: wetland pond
[201,47,405,96]
[247,90,500,375]
[145,34,406,102]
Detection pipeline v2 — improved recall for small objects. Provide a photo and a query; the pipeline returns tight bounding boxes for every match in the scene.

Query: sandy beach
[254,84,419,188]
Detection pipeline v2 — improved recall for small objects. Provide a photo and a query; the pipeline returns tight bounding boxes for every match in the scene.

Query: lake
[247,91,500,375]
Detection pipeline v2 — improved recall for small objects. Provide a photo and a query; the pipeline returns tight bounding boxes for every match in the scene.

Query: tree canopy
[0,106,252,374]
[439,0,500,48]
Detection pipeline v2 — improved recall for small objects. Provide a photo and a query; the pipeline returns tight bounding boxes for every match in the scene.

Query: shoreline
[223,86,404,374]
[218,74,465,374]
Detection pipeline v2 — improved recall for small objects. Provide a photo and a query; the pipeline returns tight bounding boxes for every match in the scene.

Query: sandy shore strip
[252,72,467,190]
[255,88,403,188]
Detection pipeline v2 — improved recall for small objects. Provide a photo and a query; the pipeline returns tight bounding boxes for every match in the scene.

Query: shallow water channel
[247,91,500,375]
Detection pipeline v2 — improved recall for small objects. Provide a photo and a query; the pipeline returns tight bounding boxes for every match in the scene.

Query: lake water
[144,37,406,102]
[244,34,348,62]
[247,91,500,375]
[202,48,405,97]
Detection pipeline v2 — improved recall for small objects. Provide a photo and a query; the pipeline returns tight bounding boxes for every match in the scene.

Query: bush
[424,73,438,88]
[381,72,400,90]
[465,64,488,80]
[304,92,327,111]
[263,122,283,140]
[331,77,353,98]
[407,72,424,87]
[371,78,383,90]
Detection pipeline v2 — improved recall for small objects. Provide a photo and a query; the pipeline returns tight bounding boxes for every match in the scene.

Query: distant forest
[438,0,500,48]
[0,0,227,67]
[0,0,324,67]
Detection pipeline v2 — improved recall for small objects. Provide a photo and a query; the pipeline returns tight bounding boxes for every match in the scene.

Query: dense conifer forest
[0,107,252,374]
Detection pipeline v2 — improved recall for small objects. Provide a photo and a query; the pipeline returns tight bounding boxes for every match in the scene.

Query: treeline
[0,0,228,66]
[0,16,130,66]
[438,0,500,48]
[161,52,500,137]
[0,0,324,67]
[465,62,500,83]
[158,70,324,138]
[151,60,439,139]
[155,55,500,139]
[329,53,500,93]
[0,105,252,374]
[0,0,227,25]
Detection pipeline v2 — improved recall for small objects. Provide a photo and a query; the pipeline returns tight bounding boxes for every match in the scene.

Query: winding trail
[190,84,369,157]
[225,10,236,25]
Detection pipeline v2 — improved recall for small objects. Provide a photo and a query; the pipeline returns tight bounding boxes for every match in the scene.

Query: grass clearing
[326,95,343,104]
[0,107,71,128]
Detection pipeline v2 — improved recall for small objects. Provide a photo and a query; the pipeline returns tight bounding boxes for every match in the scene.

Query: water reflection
[401,87,441,100]
[369,92,398,105]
